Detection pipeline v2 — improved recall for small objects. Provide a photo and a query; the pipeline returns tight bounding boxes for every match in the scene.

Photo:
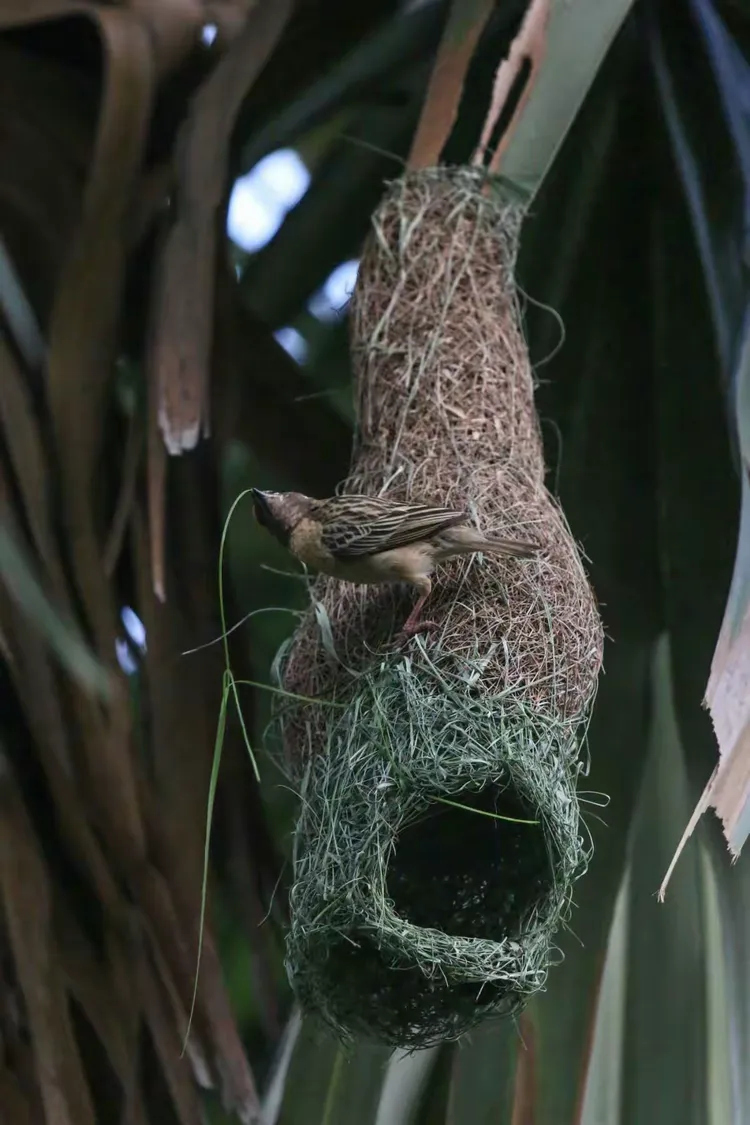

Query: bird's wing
[318,495,468,559]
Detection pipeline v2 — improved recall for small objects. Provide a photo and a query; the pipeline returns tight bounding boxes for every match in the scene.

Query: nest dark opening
[387,786,552,940]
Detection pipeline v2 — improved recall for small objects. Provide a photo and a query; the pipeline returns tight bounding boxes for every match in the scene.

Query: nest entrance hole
[387,785,552,940]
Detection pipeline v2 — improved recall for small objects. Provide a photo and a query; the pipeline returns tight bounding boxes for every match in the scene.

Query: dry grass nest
[270,167,604,1049]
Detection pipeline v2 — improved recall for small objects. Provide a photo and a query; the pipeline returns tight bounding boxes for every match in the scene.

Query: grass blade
[184,676,230,1052]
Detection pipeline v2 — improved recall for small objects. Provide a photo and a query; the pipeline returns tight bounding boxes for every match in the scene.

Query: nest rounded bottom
[291,784,553,1047]
[279,658,588,1049]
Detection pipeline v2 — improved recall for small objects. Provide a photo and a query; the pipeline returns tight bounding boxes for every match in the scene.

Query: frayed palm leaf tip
[273,168,604,1049]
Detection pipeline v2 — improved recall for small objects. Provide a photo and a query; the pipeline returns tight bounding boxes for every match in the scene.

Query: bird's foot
[398,618,439,642]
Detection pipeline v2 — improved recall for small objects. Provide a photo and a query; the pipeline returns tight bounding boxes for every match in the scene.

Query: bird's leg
[400,578,438,638]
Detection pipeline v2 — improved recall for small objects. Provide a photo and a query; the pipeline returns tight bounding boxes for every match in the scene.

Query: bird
[251,488,537,637]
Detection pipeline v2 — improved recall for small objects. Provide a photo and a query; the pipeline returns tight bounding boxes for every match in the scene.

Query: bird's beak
[251,488,270,522]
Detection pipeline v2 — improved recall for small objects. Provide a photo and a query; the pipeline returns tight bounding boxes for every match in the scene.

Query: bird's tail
[436,526,538,558]
[474,535,538,559]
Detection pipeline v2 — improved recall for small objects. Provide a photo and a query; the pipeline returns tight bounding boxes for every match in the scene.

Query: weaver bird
[251,489,537,636]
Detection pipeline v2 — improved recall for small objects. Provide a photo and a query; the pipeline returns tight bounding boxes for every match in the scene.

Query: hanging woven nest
[273,166,603,1049]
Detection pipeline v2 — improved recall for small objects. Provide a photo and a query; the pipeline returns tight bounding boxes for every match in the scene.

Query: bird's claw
[398,619,439,642]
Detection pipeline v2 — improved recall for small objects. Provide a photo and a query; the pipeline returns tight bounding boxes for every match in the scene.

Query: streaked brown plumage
[251,488,537,635]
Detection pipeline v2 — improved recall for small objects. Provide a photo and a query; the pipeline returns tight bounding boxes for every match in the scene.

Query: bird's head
[251,489,316,547]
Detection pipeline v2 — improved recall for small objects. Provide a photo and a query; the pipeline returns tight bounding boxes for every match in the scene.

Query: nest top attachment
[277,167,603,1048]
